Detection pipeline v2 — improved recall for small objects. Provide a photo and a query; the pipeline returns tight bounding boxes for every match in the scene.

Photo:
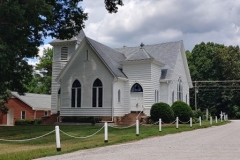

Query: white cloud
[27,44,52,66]
[80,0,240,51]
[27,58,39,67]
[38,44,52,57]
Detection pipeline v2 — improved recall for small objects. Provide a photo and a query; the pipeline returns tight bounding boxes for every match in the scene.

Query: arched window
[61,47,68,61]
[118,89,121,103]
[86,50,89,60]
[172,90,174,104]
[154,90,159,103]
[92,79,103,107]
[177,78,183,101]
[57,88,61,111]
[71,80,81,107]
[131,83,143,92]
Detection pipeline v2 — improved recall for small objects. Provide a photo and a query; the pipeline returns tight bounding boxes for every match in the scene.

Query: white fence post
[190,117,192,128]
[159,118,162,132]
[176,117,179,129]
[215,116,217,123]
[136,119,139,136]
[199,116,202,126]
[210,116,212,126]
[226,114,228,121]
[104,122,108,143]
[55,126,61,151]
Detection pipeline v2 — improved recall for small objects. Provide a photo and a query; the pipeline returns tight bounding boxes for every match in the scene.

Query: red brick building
[0,92,51,125]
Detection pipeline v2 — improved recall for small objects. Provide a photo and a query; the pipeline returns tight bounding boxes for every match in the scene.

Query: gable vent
[61,47,68,61]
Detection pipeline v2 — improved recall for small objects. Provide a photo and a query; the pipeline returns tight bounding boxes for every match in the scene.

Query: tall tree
[26,48,53,94]
[187,42,240,118]
[0,0,123,113]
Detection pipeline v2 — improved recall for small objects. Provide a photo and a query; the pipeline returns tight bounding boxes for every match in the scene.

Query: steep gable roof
[11,92,51,111]
[56,37,127,82]
[86,37,127,78]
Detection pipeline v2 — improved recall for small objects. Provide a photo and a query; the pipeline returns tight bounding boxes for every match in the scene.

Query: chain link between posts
[0,130,55,142]
[59,125,104,139]
[109,123,136,129]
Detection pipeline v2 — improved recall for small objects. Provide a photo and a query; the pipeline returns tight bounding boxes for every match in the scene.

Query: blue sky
[30,0,240,66]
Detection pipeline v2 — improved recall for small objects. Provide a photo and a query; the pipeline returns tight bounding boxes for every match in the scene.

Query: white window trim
[21,111,26,120]
[73,87,81,107]
[93,86,103,107]
[177,78,183,101]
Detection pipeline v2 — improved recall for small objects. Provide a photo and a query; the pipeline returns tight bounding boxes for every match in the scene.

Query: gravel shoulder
[35,120,240,160]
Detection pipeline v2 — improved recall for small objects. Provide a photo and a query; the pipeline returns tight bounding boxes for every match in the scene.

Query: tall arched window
[92,79,103,107]
[172,90,174,104]
[71,80,81,107]
[154,90,159,103]
[177,78,183,101]
[131,83,143,92]
[118,89,121,103]
[58,88,61,111]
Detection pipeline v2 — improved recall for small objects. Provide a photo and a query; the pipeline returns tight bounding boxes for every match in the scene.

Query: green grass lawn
[0,121,229,160]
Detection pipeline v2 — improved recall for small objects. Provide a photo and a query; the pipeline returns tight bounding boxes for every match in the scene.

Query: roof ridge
[115,40,183,49]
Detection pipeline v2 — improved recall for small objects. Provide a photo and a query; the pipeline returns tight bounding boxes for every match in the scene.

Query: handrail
[136,105,145,120]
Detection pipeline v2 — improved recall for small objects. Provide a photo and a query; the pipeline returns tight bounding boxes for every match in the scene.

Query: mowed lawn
[0,121,229,160]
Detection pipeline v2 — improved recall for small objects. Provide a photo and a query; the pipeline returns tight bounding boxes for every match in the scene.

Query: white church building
[50,30,192,120]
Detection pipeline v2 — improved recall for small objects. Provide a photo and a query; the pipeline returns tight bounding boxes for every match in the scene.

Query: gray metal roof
[115,41,183,79]
[125,46,154,61]
[11,92,51,111]
[86,37,127,78]
[49,30,85,44]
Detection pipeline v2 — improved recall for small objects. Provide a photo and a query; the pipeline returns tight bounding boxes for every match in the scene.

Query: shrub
[15,119,42,125]
[15,119,34,125]
[150,102,174,123]
[62,116,102,124]
[172,101,193,122]
[193,109,203,118]
[34,118,42,125]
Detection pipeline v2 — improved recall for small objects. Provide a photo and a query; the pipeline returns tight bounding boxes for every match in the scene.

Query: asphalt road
[35,120,240,160]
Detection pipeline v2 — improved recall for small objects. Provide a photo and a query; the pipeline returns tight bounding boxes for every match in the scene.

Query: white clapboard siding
[171,46,190,105]
[113,80,129,116]
[151,62,161,103]
[50,43,76,114]
[59,42,114,116]
[122,61,155,116]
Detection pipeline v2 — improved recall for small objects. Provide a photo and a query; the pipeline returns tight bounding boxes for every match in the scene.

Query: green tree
[26,48,53,94]
[187,42,240,118]
[0,0,123,112]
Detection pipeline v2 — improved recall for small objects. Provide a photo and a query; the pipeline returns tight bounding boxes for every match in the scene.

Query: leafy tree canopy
[26,48,53,94]
[0,0,123,112]
[187,42,240,118]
